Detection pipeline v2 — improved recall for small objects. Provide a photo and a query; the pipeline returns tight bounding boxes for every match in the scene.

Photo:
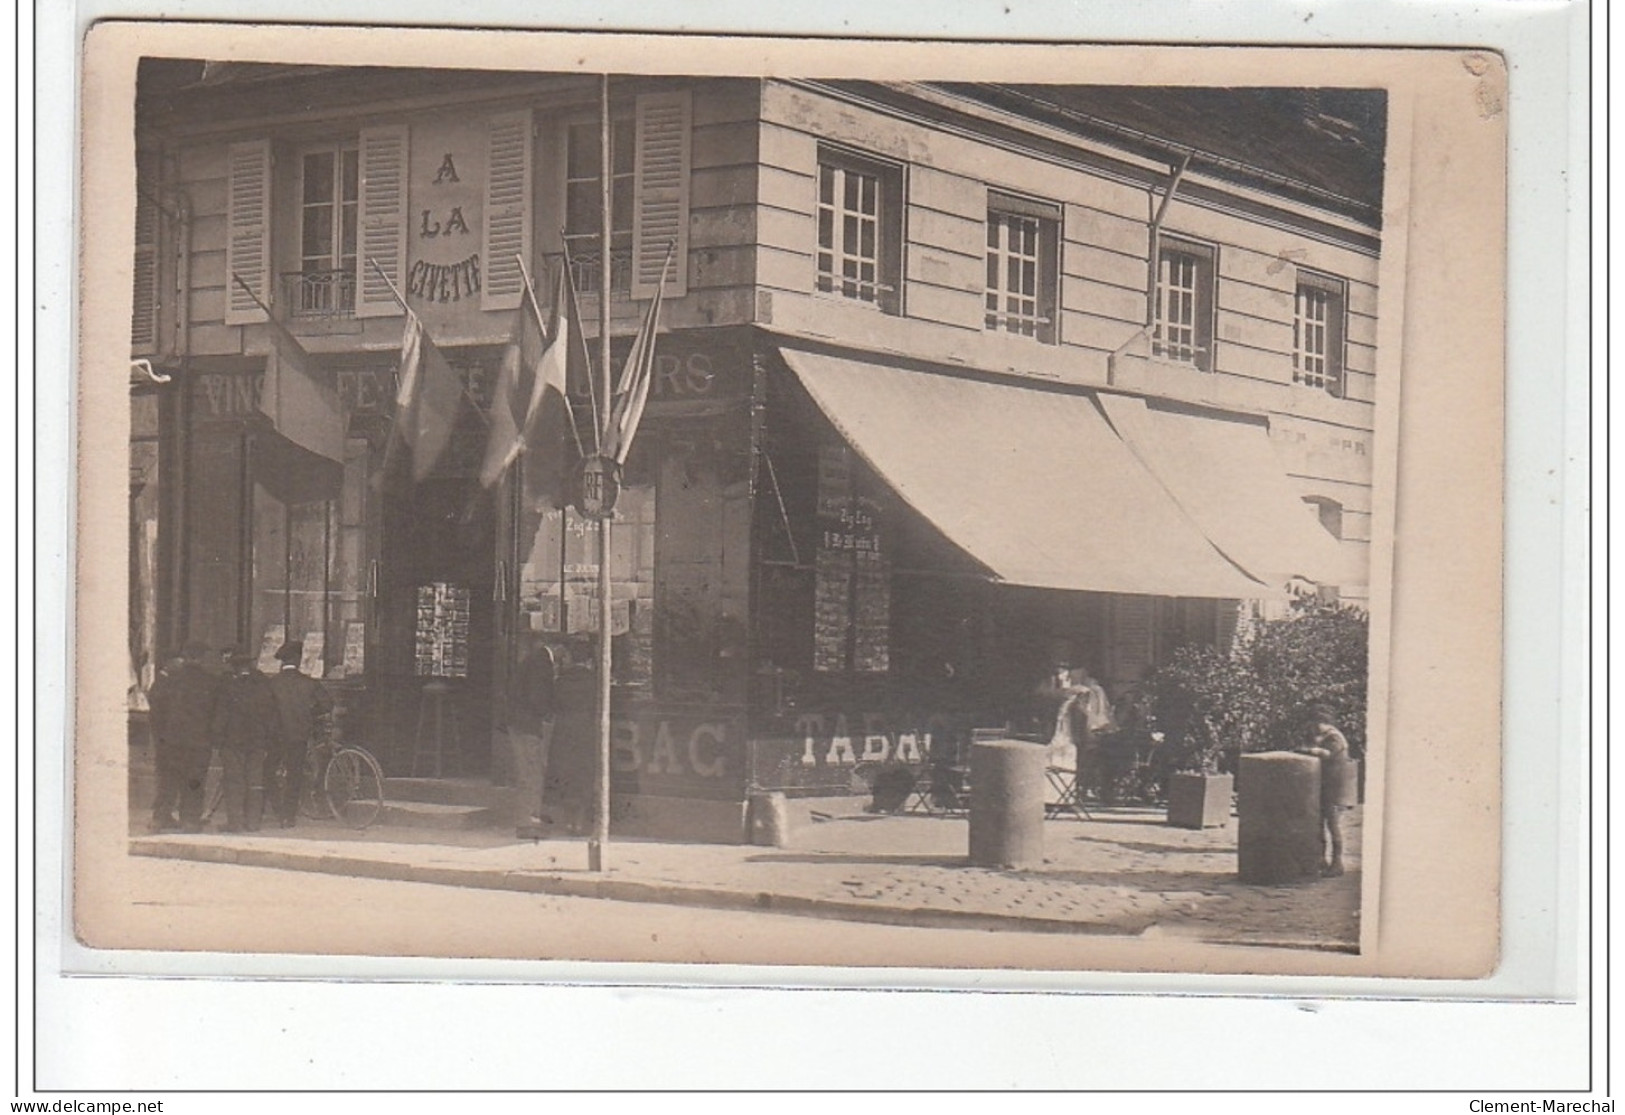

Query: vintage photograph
[75,27,1511,979]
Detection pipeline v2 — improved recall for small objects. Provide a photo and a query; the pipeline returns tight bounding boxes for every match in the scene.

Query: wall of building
[136,72,1386,785]
[749,79,1378,597]
[153,78,761,365]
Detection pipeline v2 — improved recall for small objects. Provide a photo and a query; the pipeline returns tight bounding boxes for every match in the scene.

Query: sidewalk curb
[129,837,1162,937]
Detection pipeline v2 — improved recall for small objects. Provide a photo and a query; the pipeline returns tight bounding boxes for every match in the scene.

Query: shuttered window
[224,139,272,325]
[482,109,533,311]
[132,154,160,352]
[356,125,409,318]
[564,115,634,293]
[631,91,690,299]
[292,144,359,317]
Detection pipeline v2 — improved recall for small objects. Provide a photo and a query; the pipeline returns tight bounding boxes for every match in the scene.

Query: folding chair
[907,734,971,814]
[1045,762,1092,821]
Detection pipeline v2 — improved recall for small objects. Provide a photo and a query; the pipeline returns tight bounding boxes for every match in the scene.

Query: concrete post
[747,791,791,847]
[968,739,1046,869]
[1237,751,1323,884]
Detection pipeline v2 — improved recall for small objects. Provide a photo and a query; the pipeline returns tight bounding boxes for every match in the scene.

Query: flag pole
[590,72,614,874]
[559,235,602,452]
[367,256,491,427]
[367,256,410,487]
[516,252,587,458]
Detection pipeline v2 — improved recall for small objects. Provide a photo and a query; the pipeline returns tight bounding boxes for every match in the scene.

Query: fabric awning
[779,348,1270,599]
[1095,393,1352,588]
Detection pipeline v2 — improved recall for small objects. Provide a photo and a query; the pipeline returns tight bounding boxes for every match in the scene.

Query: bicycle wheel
[325,747,385,829]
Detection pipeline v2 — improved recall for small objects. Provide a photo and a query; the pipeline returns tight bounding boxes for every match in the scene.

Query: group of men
[144,639,333,834]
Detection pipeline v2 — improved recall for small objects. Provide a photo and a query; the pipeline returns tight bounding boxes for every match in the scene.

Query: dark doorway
[373,476,497,776]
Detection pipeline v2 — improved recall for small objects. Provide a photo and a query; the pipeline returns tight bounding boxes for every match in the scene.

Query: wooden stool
[413,680,460,778]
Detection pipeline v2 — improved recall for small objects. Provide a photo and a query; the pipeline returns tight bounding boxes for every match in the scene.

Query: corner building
[130,67,1381,840]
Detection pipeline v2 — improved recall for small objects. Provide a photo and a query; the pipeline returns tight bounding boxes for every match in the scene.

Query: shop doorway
[374,476,497,777]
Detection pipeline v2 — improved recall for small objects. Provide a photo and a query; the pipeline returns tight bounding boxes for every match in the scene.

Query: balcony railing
[282,269,356,319]
[561,247,634,297]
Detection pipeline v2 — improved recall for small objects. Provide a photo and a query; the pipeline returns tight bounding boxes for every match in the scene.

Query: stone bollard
[1237,751,1323,883]
[747,791,791,847]
[968,739,1046,869]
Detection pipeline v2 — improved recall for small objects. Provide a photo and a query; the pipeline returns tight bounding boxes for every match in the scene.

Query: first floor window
[816,146,902,313]
[563,117,635,293]
[1152,237,1216,371]
[295,144,359,315]
[1294,271,1347,395]
[985,192,1059,343]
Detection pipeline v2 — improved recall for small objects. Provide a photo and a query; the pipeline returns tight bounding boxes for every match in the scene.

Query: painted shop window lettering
[813,445,889,674]
[611,718,729,779]
[408,152,482,303]
[419,207,471,238]
[407,255,482,303]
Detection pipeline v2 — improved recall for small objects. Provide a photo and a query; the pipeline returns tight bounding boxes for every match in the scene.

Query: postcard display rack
[412,582,470,777]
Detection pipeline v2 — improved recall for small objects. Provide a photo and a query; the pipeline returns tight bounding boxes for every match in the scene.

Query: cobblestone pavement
[129,798,1361,951]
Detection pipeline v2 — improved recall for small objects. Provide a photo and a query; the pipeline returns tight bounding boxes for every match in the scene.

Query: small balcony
[282,269,357,319]
[561,247,635,299]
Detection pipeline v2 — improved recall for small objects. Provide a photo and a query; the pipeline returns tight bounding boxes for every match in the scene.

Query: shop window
[290,144,359,317]
[250,436,373,679]
[565,116,635,294]
[816,146,903,314]
[1294,271,1347,396]
[514,490,657,693]
[985,191,1058,343]
[1152,236,1215,371]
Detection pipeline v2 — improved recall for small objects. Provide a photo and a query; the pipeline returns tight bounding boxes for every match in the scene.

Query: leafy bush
[1147,599,1369,773]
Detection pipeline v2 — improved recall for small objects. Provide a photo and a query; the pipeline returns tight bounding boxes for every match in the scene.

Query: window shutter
[631,90,690,299]
[224,139,272,326]
[357,125,410,318]
[1110,595,1156,682]
[481,109,532,312]
[131,160,160,352]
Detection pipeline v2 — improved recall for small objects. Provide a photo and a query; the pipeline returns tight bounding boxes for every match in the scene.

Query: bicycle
[202,723,386,830]
[301,731,387,830]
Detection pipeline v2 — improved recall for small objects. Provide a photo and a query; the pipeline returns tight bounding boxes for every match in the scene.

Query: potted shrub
[1246,599,1370,800]
[1147,598,1371,828]
[1147,644,1268,829]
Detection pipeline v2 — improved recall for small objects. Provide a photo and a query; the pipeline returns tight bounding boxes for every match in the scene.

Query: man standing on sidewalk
[266,640,334,828]
[509,632,558,840]
[211,649,279,832]
[146,641,219,833]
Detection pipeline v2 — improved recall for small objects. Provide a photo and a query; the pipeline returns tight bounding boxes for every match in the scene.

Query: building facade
[130,66,1381,840]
